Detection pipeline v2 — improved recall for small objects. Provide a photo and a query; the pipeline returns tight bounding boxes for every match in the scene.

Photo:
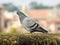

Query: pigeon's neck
[19,15,27,23]
[17,11,27,23]
[20,14,26,17]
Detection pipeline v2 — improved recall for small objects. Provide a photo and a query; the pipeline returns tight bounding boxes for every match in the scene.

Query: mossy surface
[0,33,60,45]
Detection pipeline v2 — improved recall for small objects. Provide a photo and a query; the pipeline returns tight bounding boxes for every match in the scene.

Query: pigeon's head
[17,10,26,17]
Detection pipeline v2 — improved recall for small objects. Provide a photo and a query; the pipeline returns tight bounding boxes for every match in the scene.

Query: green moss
[0,33,60,45]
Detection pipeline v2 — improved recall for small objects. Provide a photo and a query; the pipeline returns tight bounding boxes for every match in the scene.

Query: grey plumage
[17,10,48,33]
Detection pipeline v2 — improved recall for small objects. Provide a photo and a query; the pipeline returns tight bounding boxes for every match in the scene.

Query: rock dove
[17,10,48,33]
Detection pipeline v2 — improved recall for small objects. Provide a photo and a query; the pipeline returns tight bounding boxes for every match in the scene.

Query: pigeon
[17,10,48,33]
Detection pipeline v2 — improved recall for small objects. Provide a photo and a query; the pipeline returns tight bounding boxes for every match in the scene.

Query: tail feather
[30,28,48,33]
[37,27,48,33]
[36,30,48,33]
[31,27,48,33]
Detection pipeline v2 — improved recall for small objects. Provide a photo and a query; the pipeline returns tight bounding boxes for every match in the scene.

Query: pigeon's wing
[21,17,36,31]
[22,17,48,33]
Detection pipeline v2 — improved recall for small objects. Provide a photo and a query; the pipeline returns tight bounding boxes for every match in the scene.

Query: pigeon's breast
[22,17,36,27]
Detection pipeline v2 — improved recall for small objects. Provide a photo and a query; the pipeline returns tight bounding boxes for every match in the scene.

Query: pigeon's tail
[36,27,48,33]
[40,29,48,33]
[30,29,48,33]
[37,27,48,33]
[30,28,48,33]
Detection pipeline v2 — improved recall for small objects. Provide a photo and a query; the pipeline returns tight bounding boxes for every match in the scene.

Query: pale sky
[0,0,60,6]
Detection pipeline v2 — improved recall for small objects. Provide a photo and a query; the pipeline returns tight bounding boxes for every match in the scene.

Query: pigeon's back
[22,17,36,28]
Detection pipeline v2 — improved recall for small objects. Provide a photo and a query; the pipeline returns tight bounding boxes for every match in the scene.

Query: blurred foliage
[0,33,60,45]
[3,3,18,12]
[2,2,60,11]
[29,2,53,9]
[9,28,23,34]
[10,28,19,34]
[56,4,60,9]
